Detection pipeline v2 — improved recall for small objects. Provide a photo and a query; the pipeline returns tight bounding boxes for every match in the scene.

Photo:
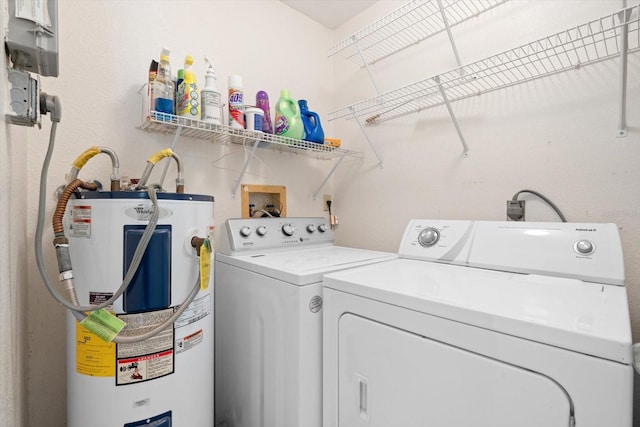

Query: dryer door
[338,314,573,427]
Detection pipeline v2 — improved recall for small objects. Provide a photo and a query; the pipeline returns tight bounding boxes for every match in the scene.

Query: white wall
[22,1,334,425]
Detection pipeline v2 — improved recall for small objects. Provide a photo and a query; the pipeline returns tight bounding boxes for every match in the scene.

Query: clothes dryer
[215,217,396,427]
[323,220,633,427]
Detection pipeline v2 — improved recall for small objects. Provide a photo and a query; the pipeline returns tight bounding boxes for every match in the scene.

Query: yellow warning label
[75,320,116,377]
[200,239,212,290]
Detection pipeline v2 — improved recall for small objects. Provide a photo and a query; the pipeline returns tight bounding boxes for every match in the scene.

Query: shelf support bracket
[354,36,381,95]
[231,138,261,199]
[351,106,383,168]
[616,4,631,138]
[435,76,469,157]
[436,0,462,68]
[312,153,346,200]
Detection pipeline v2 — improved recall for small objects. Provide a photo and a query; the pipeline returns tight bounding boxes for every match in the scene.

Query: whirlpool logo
[575,228,597,232]
[125,205,172,221]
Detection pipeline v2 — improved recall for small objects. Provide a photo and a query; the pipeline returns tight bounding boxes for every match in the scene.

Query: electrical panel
[6,0,59,77]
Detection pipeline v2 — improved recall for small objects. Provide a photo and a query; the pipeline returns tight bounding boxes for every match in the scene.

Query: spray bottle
[201,57,222,124]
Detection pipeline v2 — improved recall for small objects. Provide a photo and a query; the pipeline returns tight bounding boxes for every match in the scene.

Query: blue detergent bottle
[298,100,325,144]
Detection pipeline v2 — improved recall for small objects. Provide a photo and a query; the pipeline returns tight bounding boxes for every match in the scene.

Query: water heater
[64,191,214,427]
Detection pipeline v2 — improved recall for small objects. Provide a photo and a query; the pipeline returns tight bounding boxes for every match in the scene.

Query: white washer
[215,217,396,427]
[323,220,633,427]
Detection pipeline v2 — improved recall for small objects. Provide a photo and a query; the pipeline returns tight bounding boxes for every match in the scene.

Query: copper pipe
[53,179,98,235]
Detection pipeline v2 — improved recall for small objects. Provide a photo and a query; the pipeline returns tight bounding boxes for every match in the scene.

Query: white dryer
[323,220,633,427]
[215,217,396,427]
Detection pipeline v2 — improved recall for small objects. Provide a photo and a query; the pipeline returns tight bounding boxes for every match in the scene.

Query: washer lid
[323,259,633,364]
[216,246,396,286]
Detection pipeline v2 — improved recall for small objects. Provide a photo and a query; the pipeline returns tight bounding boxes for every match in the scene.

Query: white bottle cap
[229,74,243,88]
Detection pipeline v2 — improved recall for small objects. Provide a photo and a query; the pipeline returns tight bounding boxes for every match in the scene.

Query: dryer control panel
[220,217,334,254]
[400,220,624,286]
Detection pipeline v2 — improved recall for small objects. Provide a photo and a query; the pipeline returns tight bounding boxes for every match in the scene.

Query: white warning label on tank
[174,294,211,329]
[176,329,204,354]
[71,205,92,237]
[116,308,175,386]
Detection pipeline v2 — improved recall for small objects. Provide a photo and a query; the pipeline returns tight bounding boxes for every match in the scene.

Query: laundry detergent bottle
[298,100,325,143]
[274,89,303,140]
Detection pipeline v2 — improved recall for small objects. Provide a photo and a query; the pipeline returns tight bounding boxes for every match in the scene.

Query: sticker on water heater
[124,205,173,221]
[116,308,175,386]
[176,329,204,354]
[71,205,92,237]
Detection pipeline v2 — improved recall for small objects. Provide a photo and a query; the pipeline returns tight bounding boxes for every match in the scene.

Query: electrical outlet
[323,194,331,211]
[506,200,526,221]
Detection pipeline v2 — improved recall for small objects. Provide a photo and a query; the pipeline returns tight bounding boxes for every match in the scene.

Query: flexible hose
[34,98,202,343]
[67,146,121,191]
[43,184,162,313]
[136,148,184,193]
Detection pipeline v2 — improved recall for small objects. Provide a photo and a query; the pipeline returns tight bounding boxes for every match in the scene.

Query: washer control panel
[399,219,624,286]
[222,217,333,253]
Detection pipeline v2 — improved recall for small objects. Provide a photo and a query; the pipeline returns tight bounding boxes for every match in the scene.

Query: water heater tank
[64,191,214,427]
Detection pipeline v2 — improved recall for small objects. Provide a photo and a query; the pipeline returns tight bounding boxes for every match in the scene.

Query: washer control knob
[575,240,595,255]
[307,224,317,233]
[256,226,268,236]
[418,227,440,247]
[318,224,328,233]
[240,226,252,237]
[282,224,295,236]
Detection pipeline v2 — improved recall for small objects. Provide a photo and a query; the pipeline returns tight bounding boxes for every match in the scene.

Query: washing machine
[323,219,634,427]
[214,217,396,427]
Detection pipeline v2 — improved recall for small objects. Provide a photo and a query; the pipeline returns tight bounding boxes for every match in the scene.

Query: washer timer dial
[574,240,595,255]
[418,227,440,247]
[282,224,296,236]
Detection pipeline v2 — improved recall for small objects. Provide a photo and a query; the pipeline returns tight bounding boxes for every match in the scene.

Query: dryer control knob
[240,226,252,237]
[575,240,595,255]
[418,227,440,247]
[307,225,317,233]
[256,226,268,236]
[282,224,295,236]
[318,224,328,233]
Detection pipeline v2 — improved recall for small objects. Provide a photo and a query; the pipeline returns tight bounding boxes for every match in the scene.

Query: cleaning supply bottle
[201,57,222,124]
[274,89,303,140]
[177,55,200,119]
[153,47,174,116]
[298,100,325,144]
[256,91,273,133]
[175,68,183,113]
[148,59,158,115]
[228,75,244,129]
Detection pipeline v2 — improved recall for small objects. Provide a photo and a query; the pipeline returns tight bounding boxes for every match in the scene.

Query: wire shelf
[329,4,640,123]
[328,0,509,66]
[139,112,361,160]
